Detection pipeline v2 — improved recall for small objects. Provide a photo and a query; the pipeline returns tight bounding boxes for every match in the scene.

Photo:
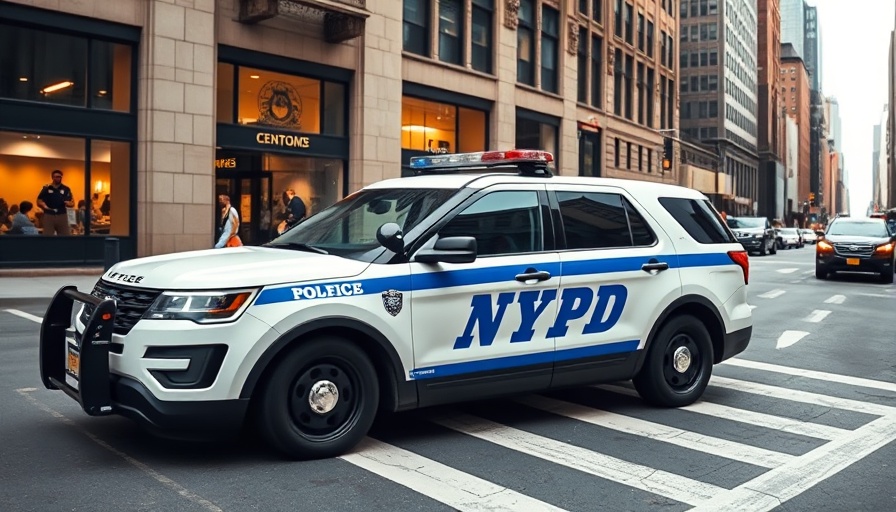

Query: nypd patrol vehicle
[39,149,752,460]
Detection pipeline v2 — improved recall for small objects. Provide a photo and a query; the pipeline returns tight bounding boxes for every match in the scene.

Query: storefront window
[401,96,488,153]
[237,67,321,133]
[0,23,134,111]
[217,62,235,123]
[265,155,344,223]
[516,114,558,161]
[88,140,130,236]
[323,82,346,136]
[0,131,85,236]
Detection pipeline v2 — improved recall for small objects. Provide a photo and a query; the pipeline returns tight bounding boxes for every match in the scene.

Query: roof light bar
[409,149,555,171]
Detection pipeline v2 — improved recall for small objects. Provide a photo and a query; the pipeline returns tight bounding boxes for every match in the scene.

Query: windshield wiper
[265,242,329,254]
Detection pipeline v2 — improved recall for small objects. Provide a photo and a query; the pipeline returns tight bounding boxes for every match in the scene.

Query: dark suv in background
[726,216,777,255]
[816,217,896,283]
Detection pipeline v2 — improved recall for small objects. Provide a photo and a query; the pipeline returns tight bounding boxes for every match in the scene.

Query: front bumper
[816,254,892,275]
[39,286,248,439]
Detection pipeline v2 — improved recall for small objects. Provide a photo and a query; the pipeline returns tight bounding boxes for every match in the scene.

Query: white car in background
[800,229,818,244]
[778,228,804,248]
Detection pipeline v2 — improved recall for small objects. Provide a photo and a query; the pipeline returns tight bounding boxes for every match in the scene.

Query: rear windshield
[827,220,890,238]
[658,197,736,244]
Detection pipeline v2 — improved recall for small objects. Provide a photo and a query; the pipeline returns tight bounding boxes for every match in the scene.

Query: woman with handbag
[214,194,243,248]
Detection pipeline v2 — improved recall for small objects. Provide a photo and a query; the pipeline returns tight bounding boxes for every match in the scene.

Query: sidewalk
[0,268,104,299]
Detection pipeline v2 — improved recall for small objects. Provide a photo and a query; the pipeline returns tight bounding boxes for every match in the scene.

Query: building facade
[779,0,804,60]
[875,104,890,211]
[888,26,896,209]
[678,0,759,215]
[780,43,810,224]
[0,0,681,268]
[756,0,784,220]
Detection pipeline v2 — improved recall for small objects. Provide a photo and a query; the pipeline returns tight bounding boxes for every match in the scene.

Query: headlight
[144,289,256,323]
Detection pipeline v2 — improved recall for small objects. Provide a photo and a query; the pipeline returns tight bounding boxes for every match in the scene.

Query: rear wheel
[815,267,827,280]
[255,337,379,459]
[633,315,713,407]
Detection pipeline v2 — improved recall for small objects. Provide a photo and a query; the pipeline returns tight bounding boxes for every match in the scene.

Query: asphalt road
[2,247,895,512]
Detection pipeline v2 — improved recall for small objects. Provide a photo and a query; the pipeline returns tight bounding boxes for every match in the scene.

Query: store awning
[238,0,370,43]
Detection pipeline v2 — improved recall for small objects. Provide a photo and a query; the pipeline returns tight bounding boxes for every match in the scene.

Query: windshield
[726,217,765,229]
[780,228,798,234]
[268,188,457,261]
[827,220,890,238]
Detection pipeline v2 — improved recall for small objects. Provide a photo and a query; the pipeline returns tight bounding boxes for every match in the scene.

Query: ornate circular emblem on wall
[258,81,303,128]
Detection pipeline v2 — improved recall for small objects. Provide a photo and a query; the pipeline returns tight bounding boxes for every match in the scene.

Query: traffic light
[809,192,816,206]
[662,137,673,171]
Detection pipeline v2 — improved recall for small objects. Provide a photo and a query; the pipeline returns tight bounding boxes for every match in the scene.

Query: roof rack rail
[408,150,554,177]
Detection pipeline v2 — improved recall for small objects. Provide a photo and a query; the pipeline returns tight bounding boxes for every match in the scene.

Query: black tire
[881,268,894,284]
[255,337,379,460]
[633,315,713,407]
[815,267,827,280]
[769,239,777,255]
[759,240,768,256]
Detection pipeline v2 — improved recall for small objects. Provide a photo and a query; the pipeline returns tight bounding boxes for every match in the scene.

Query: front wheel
[255,337,379,459]
[633,315,713,407]
[816,267,827,279]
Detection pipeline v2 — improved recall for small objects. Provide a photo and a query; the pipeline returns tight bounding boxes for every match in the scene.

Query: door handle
[515,269,552,282]
[641,260,669,273]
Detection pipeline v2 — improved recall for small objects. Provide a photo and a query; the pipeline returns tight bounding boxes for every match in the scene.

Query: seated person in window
[9,201,39,235]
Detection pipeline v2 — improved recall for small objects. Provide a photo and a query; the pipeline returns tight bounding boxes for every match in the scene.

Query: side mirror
[415,236,477,264]
[376,223,404,254]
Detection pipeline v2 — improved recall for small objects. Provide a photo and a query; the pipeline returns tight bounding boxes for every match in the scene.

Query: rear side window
[659,197,736,244]
[556,191,656,249]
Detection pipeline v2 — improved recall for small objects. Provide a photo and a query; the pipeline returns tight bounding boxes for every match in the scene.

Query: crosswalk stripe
[757,289,786,299]
[710,376,895,415]
[515,395,793,468]
[824,294,846,304]
[802,309,831,323]
[340,437,566,512]
[722,358,896,393]
[432,412,724,507]
[596,384,849,440]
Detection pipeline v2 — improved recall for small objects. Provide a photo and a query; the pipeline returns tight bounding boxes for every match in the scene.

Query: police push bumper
[39,286,117,416]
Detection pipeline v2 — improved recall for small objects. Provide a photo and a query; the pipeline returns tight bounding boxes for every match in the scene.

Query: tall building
[679,0,759,215]
[888,26,896,209]
[803,4,822,93]
[0,0,682,268]
[874,121,883,210]
[780,43,811,224]
[757,0,785,220]
[780,0,805,59]
[874,105,890,210]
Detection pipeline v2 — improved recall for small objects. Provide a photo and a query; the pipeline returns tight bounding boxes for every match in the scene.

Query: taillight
[728,250,749,285]
[875,242,894,255]
[816,240,833,254]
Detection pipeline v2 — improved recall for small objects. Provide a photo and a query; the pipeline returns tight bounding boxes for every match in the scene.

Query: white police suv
[39,150,752,459]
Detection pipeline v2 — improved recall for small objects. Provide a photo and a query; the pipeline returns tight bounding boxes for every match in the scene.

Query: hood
[101,247,370,289]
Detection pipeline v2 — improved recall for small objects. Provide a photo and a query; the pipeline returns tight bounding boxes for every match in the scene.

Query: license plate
[65,341,80,390]
[846,258,860,266]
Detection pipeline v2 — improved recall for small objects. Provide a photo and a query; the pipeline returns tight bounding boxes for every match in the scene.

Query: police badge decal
[381,290,403,316]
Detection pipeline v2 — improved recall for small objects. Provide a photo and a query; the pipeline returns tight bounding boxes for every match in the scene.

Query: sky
[809,0,895,215]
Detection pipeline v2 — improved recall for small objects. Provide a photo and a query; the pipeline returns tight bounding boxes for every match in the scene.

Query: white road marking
[710,376,895,415]
[803,270,814,275]
[722,358,896,394]
[802,310,831,323]
[757,289,786,299]
[515,395,792,468]
[15,389,223,512]
[4,308,43,323]
[432,413,723,507]
[857,292,894,299]
[824,294,846,304]
[775,330,810,349]
[777,268,799,274]
[596,385,849,440]
[341,437,564,512]
[688,415,896,512]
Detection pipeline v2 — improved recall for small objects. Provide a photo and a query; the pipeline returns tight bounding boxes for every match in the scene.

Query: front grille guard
[39,286,117,416]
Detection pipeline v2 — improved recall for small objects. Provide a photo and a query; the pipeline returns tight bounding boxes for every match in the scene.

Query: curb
[0,267,104,278]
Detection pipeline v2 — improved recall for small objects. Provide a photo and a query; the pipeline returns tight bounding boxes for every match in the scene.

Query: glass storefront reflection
[238,67,321,133]
[401,96,488,153]
[88,140,130,236]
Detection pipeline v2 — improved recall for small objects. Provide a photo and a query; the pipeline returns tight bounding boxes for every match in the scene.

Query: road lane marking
[802,310,831,323]
[775,330,809,349]
[757,289,786,299]
[515,395,793,468]
[341,437,565,512]
[596,385,849,440]
[14,388,224,512]
[688,415,896,512]
[710,376,895,415]
[4,308,43,323]
[722,358,896,394]
[857,292,894,299]
[824,295,846,304]
[776,268,799,274]
[431,413,723,507]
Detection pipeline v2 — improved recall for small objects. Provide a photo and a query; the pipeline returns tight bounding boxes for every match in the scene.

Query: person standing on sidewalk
[214,194,242,248]
[36,169,74,236]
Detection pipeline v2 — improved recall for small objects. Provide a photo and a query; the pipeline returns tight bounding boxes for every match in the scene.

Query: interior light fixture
[98,90,108,96]
[19,77,28,82]
[249,75,260,79]
[41,81,74,94]
[401,125,428,132]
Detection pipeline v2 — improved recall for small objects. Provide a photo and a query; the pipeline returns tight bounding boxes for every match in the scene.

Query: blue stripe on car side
[254,252,736,306]
[408,339,640,380]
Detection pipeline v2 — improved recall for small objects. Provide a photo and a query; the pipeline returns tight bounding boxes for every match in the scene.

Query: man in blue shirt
[36,169,74,236]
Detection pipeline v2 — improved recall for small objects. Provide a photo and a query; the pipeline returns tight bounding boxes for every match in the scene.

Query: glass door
[215,174,272,246]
